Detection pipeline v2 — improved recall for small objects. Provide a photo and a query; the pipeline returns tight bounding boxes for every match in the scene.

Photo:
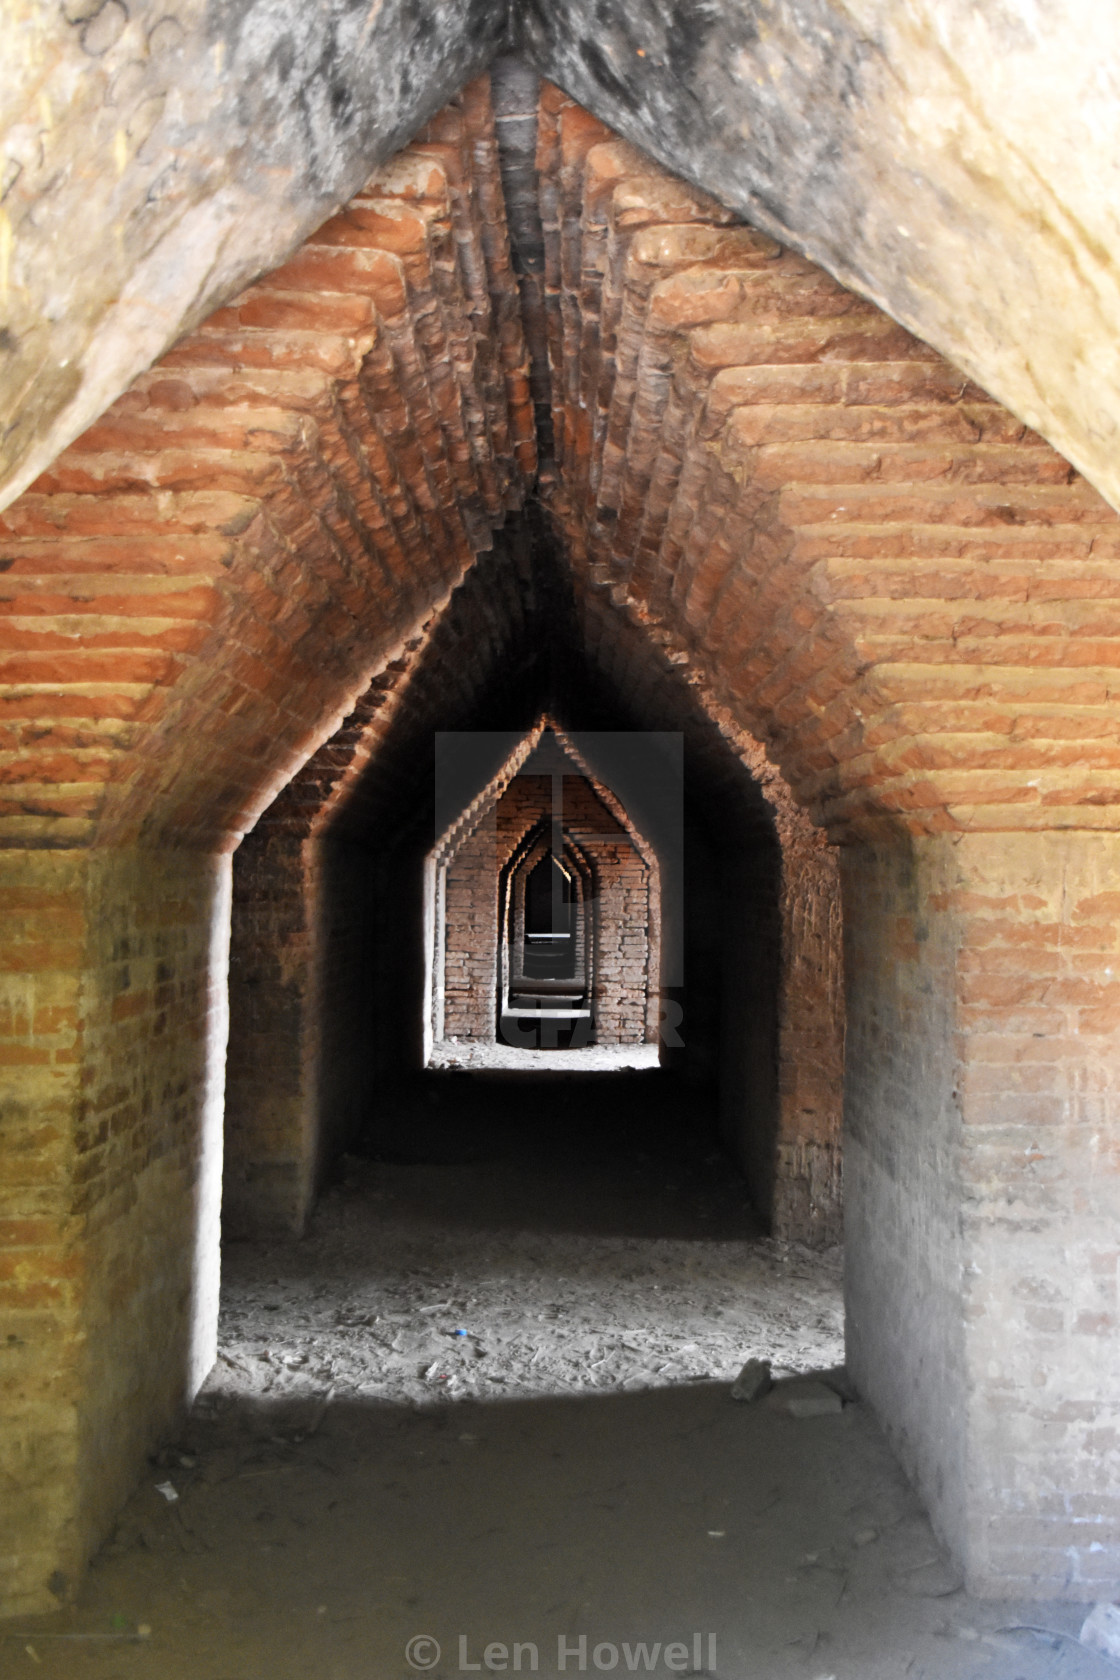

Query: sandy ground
[428,1043,661,1073]
[4,1073,1112,1678]
[211,1153,843,1408]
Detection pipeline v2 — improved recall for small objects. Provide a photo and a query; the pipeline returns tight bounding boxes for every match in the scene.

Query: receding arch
[1,66,1119,1621]
[425,719,664,1059]
[500,821,595,1040]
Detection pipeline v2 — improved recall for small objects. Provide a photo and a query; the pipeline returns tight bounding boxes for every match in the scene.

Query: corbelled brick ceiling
[2,71,1119,852]
[7,3,1120,527]
[534,89,1120,839]
[0,83,534,850]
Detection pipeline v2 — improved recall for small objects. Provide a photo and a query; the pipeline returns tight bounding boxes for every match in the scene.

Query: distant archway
[500,826,595,1044]
[426,723,661,1058]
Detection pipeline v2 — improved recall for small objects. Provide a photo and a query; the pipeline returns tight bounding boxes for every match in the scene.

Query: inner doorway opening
[426,723,663,1067]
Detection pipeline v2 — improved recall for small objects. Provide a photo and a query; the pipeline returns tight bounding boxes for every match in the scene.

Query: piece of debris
[730,1357,772,1403]
[1082,1602,1120,1659]
[306,1385,335,1436]
[154,1481,178,1503]
[772,1380,843,1419]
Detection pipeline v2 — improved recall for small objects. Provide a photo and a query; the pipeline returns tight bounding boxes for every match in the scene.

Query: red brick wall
[568,594,844,1243]
[223,534,541,1233]
[439,813,502,1042]
[0,852,85,1613]
[225,835,317,1236]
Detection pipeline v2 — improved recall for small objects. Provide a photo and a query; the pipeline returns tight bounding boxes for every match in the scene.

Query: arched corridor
[2,34,1120,1676]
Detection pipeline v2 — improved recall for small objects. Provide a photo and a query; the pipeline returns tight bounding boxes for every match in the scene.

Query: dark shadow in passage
[351,1068,759,1241]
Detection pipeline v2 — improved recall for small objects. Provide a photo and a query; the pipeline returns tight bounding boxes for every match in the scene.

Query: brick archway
[2,69,1120,1615]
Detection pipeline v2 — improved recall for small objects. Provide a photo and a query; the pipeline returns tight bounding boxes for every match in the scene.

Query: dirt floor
[5,1072,1114,1678]
[428,1044,661,1073]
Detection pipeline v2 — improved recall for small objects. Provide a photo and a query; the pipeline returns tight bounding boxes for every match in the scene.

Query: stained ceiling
[3,3,1120,512]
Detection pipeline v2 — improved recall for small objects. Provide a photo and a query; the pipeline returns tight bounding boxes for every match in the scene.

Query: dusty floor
[5,1073,1113,1677]
[428,1043,660,1073]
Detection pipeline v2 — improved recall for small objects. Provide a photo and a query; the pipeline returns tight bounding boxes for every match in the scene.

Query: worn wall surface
[955,832,1120,1596]
[225,834,319,1237]
[843,836,969,1582]
[0,846,227,1616]
[0,849,84,1614]
[774,831,845,1244]
[845,831,1120,1597]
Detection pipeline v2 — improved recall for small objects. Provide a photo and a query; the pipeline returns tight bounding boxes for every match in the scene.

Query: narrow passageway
[7,25,1120,1636]
[9,1074,1109,1677]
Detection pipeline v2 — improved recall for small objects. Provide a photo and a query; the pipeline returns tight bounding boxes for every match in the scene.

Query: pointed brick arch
[2,68,1120,1618]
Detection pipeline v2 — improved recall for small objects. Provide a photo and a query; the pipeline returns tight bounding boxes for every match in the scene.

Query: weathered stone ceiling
[0,82,533,849]
[0,0,505,508]
[4,4,1120,518]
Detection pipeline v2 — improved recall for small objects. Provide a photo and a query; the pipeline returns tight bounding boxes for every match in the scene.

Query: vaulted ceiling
[3,69,1119,854]
[0,81,542,847]
[4,2,1120,515]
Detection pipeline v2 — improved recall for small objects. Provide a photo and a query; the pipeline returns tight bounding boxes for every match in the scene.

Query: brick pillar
[773,838,845,1246]
[0,848,228,1614]
[844,830,1120,1598]
[225,834,320,1237]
